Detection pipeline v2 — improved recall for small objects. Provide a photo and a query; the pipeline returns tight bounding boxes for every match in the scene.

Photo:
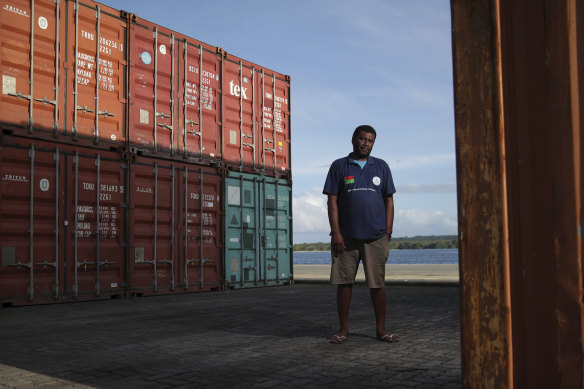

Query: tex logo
[344,176,355,185]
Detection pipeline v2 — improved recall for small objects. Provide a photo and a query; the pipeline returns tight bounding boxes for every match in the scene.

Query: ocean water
[294,248,458,265]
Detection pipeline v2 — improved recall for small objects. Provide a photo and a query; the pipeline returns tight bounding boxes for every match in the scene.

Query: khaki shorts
[330,235,390,288]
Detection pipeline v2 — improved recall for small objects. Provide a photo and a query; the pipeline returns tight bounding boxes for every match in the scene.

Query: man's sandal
[329,335,348,344]
[377,334,399,343]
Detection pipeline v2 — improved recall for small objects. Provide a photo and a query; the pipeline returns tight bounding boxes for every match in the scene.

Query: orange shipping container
[127,15,222,161]
[221,56,291,177]
[0,0,127,149]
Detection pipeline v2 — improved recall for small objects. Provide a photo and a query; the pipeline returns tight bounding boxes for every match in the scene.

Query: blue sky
[100,0,457,243]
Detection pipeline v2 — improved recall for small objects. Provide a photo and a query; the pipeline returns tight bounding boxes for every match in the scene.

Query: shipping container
[128,156,223,295]
[126,15,222,161]
[0,135,127,305]
[0,0,128,149]
[0,136,63,304]
[126,13,291,177]
[63,142,127,300]
[221,55,291,178]
[224,172,292,289]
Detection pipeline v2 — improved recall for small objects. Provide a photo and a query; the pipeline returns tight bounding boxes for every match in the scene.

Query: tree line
[293,235,458,251]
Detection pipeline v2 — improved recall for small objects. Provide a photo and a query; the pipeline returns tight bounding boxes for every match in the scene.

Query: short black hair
[352,125,376,141]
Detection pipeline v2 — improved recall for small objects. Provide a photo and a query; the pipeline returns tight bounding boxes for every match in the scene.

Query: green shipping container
[224,173,292,288]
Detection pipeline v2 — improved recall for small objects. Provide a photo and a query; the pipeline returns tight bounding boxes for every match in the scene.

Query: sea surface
[294,248,458,265]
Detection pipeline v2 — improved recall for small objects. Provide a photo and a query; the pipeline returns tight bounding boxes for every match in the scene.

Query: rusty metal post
[452,0,584,387]
[451,1,513,387]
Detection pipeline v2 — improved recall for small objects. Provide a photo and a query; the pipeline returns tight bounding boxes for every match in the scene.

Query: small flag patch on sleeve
[344,176,355,184]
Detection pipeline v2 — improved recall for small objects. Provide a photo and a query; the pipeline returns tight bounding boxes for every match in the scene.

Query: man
[322,124,399,344]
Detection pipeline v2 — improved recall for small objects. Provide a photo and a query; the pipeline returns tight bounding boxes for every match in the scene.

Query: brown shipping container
[128,156,223,295]
[221,56,291,177]
[0,136,63,304]
[127,15,222,161]
[65,142,127,300]
[0,135,127,305]
[0,0,127,149]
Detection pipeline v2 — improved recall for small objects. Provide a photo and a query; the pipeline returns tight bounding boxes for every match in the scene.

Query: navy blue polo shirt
[323,155,396,240]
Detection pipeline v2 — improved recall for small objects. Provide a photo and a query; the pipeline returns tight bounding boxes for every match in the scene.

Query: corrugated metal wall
[451,0,584,386]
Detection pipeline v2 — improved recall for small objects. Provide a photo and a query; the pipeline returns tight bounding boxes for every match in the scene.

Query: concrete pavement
[0,283,461,388]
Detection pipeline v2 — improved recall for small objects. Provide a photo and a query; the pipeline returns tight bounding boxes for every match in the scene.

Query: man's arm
[327,194,345,253]
[385,195,394,239]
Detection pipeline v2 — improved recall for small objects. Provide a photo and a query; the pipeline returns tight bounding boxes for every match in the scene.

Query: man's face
[352,131,375,159]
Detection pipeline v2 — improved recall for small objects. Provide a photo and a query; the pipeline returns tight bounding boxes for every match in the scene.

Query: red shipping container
[178,162,223,291]
[127,15,222,161]
[0,135,127,305]
[0,137,63,304]
[128,156,223,295]
[221,56,291,177]
[0,0,127,149]
[64,144,127,300]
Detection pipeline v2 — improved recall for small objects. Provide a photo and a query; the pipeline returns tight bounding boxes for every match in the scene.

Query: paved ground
[0,283,461,388]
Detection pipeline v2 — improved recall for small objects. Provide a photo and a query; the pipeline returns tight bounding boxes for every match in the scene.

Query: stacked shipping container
[0,0,292,306]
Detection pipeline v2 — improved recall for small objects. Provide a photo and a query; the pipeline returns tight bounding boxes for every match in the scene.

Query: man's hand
[331,232,345,254]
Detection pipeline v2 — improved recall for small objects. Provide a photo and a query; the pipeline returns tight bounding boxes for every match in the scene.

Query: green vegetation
[293,235,458,251]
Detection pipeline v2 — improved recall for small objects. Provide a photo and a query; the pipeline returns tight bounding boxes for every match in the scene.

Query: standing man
[323,125,398,344]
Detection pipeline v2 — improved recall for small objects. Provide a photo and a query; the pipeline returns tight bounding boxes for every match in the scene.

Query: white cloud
[394,209,458,237]
[292,189,329,233]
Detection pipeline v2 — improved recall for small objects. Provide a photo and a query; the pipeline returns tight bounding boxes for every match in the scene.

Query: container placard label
[228,186,240,205]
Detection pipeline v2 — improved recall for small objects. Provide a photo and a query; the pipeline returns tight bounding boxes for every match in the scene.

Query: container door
[64,0,126,147]
[260,178,292,285]
[128,159,177,295]
[179,165,222,291]
[64,149,126,299]
[0,142,63,304]
[224,174,262,288]
[179,41,222,161]
[128,23,177,156]
[259,73,291,177]
[222,60,258,172]
[0,0,63,136]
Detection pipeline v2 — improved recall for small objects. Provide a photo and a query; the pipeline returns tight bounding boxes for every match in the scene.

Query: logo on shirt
[372,176,381,186]
[344,176,355,184]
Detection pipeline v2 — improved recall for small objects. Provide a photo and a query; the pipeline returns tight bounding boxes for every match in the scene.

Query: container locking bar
[95,155,101,296]
[94,5,102,144]
[54,149,59,298]
[28,145,35,301]
[73,152,80,296]
[153,163,158,291]
[199,169,205,287]
[170,166,176,290]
